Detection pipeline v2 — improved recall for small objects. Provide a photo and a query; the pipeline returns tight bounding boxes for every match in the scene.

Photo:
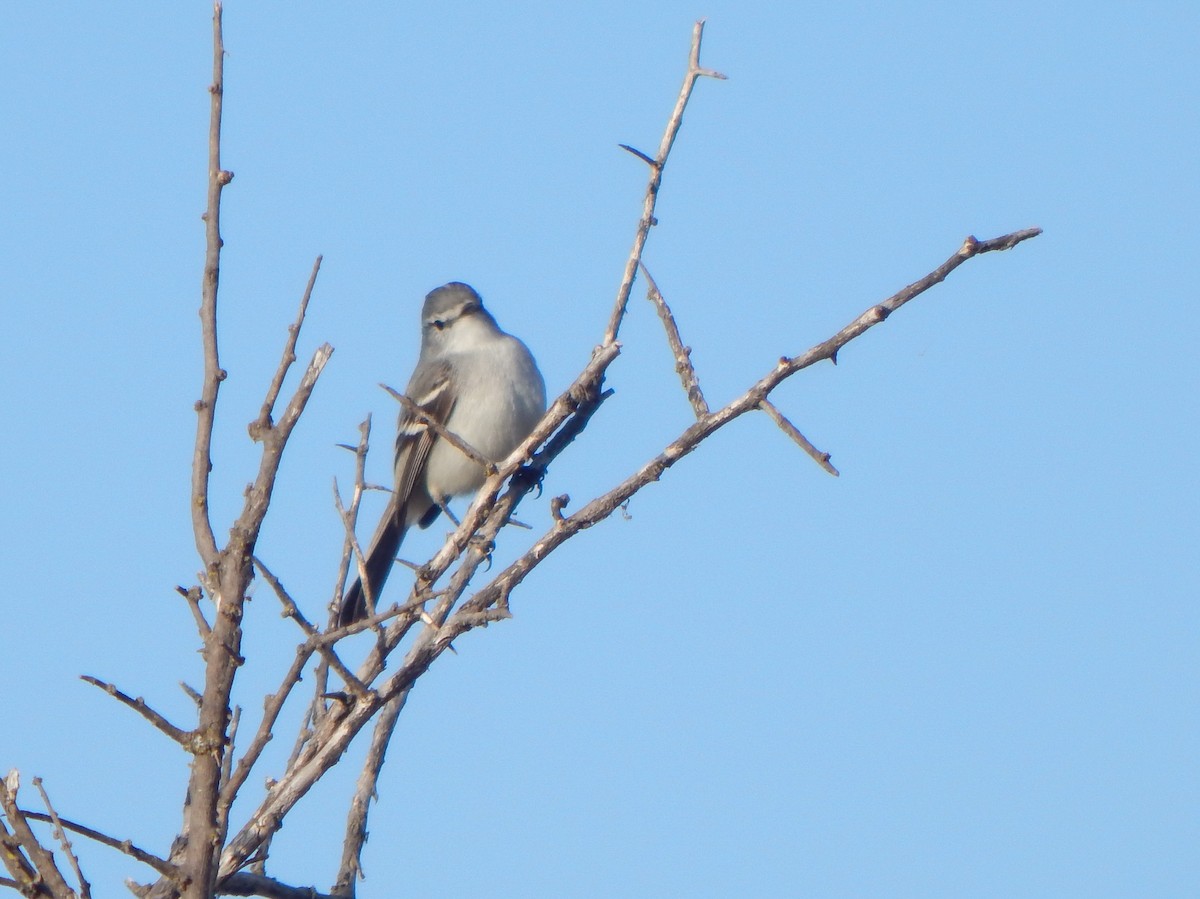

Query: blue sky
[2,2,1197,897]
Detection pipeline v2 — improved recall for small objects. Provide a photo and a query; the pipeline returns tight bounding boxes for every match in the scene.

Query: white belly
[421,335,545,500]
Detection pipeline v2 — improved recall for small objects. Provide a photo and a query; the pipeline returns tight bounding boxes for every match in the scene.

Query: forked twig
[252,255,324,437]
[605,19,727,345]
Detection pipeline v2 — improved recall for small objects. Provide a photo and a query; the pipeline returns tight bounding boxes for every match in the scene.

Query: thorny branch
[435,231,1041,647]
[606,19,726,345]
[209,16,1039,886]
[4,11,1041,899]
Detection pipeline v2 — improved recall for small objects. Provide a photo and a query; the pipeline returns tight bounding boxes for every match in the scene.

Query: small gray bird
[339,282,546,626]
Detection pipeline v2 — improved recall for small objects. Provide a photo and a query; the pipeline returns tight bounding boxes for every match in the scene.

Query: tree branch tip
[550,494,570,522]
[618,143,659,167]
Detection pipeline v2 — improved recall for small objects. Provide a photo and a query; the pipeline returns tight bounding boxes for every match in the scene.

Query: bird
[338,282,546,626]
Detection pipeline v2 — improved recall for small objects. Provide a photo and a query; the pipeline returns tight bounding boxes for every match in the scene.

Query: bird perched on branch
[339,282,546,626]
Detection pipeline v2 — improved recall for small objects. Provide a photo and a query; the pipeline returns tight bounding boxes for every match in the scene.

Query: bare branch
[379,383,496,474]
[640,262,709,417]
[154,12,1039,888]
[218,872,338,898]
[0,772,76,898]
[759,399,839,477]
[333,477,380,623]
[80,676,193,747]
[190,0,230,570]
[18,812,175,879]
[334,690,409,893]
[214,704,242,851]
[617,143,656,166]
[176,585,212,639]
[179,681,203,709]
[202,30,724,877]
[219,646,313,814]
[438,228,1042,643]
[0,815,41,896]
[251,256,324,439]
[550,494,570,522]
[238,342,335,543]
[32,778,90,899]
[605,19,726,344]
[253,557,366,696]
[330,418,372,620]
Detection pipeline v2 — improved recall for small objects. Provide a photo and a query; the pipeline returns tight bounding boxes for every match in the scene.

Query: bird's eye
[432,319,446,331]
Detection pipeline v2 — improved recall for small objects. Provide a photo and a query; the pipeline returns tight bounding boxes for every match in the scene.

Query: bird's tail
[339,497,406,627]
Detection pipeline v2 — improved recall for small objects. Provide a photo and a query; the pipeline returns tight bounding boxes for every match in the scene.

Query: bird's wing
[338,360,457,627]
[393,358,457,517]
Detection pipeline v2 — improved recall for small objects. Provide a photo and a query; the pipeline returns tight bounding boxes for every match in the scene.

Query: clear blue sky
[3,3,1196,897]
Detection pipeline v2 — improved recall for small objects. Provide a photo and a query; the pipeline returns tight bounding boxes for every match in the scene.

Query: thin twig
[759,399,839,476]
[605,19,726,345]
[334,477,379,621]
[176,585,211,639]
[32,777,90,899]
[380,383,496,474]
[179,681,203,708]
[18,811,176,877]
[0,772,76,898]
[80,676,194,747]
[640,262,709,417]
[219,646,313,813]
[618,143,656,166]
[253,557,367,696]
[214,704,241,850]
[333,688,410,893]
[251,255,324,438]
[331,417,372,619]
